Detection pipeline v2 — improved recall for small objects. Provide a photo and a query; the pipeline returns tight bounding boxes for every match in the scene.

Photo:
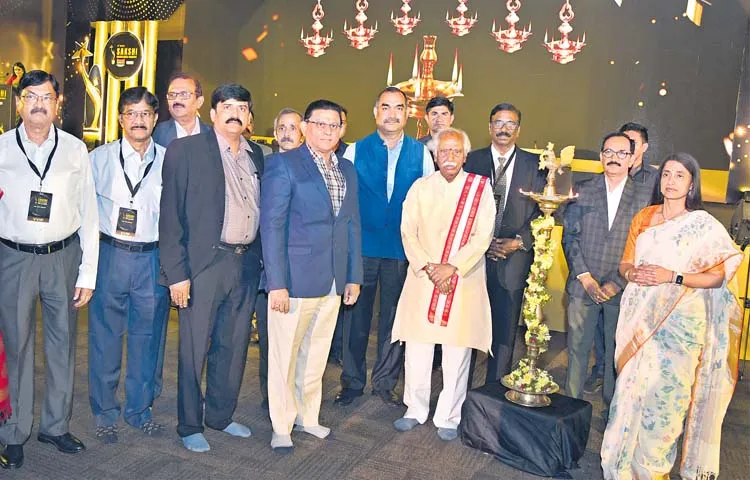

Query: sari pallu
[601,210,742,480]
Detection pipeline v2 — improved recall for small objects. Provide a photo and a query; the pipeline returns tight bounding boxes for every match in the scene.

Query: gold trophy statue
[72,38,103,144]
[501,143,576,407]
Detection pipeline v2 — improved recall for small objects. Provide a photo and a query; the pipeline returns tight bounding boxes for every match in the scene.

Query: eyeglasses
[121,110,155,120]
[307,120,342,131]
[166,91,195,100]
[601,149,632,160]
[437,148,464,158]
[21,93,57,104]
[490,120,519,131]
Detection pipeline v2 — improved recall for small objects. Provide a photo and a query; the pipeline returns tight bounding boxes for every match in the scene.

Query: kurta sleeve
[449,180,496,277]
[401,178,432,276]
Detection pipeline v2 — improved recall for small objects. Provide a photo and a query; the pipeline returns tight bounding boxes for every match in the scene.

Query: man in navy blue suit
[261,99,363,453]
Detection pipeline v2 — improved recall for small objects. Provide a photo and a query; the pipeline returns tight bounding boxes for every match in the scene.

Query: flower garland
[504,358,557,393]
[523,214,555,353]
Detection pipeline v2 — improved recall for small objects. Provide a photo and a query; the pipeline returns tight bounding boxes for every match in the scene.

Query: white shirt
[0,124,99,288]
[343,135,434,200]
[90,137,166,243]
[175,117,201,139]
[491,144,517,210]
[605,175,627,230]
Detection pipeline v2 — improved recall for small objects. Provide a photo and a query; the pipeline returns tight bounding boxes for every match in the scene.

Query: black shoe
[583,375,604,394]
[37,432,86,454]
[373,389,403,408]
[334,388,363,406]
[0,445,23,469]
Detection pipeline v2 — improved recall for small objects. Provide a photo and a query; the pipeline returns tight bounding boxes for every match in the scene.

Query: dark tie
[493,157,508,236]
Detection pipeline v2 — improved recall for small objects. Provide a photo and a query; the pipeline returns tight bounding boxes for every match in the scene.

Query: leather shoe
[333,388,363,406]
[373,389,403,407]
[0,445,23,469]
[37,432,86,454]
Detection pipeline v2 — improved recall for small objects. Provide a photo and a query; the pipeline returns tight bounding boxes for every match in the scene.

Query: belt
[100,233,158,252]
[215,241,251,255]
[0,232,78,255]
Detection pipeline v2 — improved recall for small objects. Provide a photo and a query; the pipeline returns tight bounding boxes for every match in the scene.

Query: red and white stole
[427,173,488,327]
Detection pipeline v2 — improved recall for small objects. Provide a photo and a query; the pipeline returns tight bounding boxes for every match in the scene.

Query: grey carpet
[2,309,748,479]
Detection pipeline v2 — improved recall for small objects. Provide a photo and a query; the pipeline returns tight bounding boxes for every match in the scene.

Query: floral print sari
[601,208,742,480]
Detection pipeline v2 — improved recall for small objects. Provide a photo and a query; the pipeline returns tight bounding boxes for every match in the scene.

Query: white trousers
[267,295,341,435]
[403,341,472,429]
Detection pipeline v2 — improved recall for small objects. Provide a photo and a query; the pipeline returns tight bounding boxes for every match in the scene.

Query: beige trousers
[267,294,341,435]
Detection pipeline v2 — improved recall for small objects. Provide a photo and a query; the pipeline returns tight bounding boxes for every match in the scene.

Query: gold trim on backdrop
[124,21,143,89]
[142,21,159,93]
[105,21,125,143]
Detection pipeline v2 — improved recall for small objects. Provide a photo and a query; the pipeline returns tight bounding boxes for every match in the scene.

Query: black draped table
[459,383,592,478]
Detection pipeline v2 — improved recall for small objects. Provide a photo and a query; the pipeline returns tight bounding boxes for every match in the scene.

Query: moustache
[442,162,459,168]
[225,118,242,125]
[131,125,148,130]
[172,103,185,109]
[606,161,621,167]
[31,107,47,115]
[385,119,401,123]
[280,137,292,143]
[495,132,511,138]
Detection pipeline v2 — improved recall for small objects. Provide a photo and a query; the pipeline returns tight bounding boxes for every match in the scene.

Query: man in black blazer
[464,103,546,384]
[562,132,651,413]
[152,72,211,148]
[159,83,264,453]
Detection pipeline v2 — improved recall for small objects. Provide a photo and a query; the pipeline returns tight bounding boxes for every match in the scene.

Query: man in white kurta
[391,128,495,441]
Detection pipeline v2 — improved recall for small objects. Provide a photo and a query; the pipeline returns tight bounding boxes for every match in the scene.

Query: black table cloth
[459,383,592,478]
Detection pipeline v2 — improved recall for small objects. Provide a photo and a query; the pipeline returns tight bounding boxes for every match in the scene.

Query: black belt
[0,232,78,255]
[215,241,251,255]
[100,233,158,252]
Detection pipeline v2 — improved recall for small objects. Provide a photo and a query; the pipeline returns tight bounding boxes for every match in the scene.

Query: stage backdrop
[182,0,747,171]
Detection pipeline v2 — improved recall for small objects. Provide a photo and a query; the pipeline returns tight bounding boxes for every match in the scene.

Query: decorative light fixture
[386,35,463,138]
[445,0,478,37]
[491,0,532,53]
[543,0,586,65]
[343,0,378,50]
[300,0,333,58]
[391,0,421,36]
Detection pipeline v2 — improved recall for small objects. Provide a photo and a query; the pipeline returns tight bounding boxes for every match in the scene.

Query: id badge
[27,191,53,222]
[116,207,138,236]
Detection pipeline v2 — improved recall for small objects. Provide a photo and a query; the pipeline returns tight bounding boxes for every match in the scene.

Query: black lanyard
[16,125,58,189]
[491,148,517,187]
[119,139,156,200]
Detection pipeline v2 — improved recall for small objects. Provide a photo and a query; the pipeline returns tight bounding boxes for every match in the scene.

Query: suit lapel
[299,147,335,215]
[594,175,610,231]
[206,132,226,201]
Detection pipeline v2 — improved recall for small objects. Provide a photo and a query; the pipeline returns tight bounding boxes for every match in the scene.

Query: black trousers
[176,249,260,437]
[255,290,269,402]
[481,261,525,384]
[341,257,407,392]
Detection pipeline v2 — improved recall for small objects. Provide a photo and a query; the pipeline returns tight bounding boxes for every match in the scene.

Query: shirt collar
[175,117,201,137]
[491,144,516,162]
[19,122,56,148]
[605,175,628,194]
[121,137,155,162]
[306,143,338,167]
[379,132,404,152]
[215,131,252,155]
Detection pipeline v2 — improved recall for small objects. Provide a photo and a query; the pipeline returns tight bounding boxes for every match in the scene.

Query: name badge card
[28,191,53,222]
[116,207,138,236]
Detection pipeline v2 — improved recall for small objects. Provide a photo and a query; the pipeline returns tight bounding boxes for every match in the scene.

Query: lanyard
[16,125,58,189]
[119,139,155,201]
[492,148,517,187]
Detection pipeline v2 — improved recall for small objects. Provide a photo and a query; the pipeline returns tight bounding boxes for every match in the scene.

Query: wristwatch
[674,272,684,285]
[515,235,527,251]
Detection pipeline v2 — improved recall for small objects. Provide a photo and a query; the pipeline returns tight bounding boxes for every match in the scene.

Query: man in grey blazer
[159,83,264,453]
[562,132,652,415]
[152,73,211,148]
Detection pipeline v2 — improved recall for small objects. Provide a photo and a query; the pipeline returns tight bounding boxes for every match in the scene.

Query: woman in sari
[601,153,742,480]
[4,62,25,88]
